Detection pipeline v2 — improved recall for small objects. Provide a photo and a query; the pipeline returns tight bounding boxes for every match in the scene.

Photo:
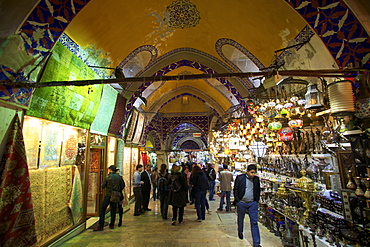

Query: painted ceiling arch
[0,0,369,150]
[126,58,247,118]
[169,122,207,150]
[148,90,224,117]
[124,47,251,106]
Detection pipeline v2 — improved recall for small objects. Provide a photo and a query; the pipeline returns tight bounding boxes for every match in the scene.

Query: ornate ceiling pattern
[166,0,201,29]
[1,0,369,151]
[284,0,370,69]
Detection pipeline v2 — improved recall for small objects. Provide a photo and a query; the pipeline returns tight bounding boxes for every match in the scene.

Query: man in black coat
[233,164,261,247]
[141,164,152,211]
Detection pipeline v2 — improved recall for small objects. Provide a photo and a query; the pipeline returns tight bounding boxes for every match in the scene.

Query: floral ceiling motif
[166,0,200,29]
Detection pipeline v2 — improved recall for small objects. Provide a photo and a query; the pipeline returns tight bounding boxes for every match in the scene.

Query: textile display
[123,147,131,198]
[60,128,78,166]
[23,117,43,169]
[116,139,124,172]
[90,84,118,135]
[29,169,46,242]
[108,93,127,136]
[29,166,74,245]
[141,152,148,166]
[125,110,138,143]
[88,173,98,202]
[0,114,37,247]
[44,166,73,239]
[39,122,62,168]
[68,166,83,224]
[26,42,103,130]
[132,112,145,144]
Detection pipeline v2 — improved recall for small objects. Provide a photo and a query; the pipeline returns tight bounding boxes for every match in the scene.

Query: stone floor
[60,196,283,247]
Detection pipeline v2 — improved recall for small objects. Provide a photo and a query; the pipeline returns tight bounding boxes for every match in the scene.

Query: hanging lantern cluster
[212,92,310,156]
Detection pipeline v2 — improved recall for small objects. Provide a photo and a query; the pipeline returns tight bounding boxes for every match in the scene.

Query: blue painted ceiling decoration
[0,0,369,153]
[284,0,370,69]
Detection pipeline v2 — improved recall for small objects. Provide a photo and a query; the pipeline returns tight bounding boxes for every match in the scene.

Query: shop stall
[209,78,370,246]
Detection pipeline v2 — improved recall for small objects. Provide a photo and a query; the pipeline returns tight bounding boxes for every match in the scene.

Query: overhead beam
[0,69,366,88]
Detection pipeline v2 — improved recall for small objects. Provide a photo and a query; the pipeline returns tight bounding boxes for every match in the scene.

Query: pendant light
[304,83,324,109]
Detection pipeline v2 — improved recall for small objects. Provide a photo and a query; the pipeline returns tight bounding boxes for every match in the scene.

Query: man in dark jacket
[233,164,261,247]
[207,163,216,201]
[141,164,152,211]
[94,165,125,231]
[191,165,210,221]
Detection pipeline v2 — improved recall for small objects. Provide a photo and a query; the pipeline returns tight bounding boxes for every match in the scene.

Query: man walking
[217,164,233,212]
[141,164,152,211]
[94,165,124,231]
[233,164,261,247]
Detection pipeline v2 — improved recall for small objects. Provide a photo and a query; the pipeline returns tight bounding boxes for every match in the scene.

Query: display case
[23,116,87,246]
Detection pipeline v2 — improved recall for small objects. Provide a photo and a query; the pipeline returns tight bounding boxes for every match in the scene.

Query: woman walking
[168,165,188,225]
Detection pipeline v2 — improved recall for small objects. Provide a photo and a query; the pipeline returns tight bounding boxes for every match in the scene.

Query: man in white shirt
[217,164,234,212]
[133,165,144,216]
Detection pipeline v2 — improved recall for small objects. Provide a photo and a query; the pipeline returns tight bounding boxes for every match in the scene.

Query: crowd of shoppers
[92,162,261,246]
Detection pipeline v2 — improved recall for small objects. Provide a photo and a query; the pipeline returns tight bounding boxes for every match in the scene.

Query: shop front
[208,79,370,246]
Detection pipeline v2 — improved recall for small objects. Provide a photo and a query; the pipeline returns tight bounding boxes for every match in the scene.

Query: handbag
[110,190,121,203]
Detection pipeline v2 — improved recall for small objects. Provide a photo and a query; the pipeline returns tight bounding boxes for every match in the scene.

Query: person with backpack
[191,165,210,221]
[207,163,217,201]
[168,165,188,225]
[158,163,170,220]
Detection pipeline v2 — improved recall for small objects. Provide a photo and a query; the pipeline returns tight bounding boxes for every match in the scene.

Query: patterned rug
[69,165,83,224]
[0,114,37,247]
[29,169,46,243]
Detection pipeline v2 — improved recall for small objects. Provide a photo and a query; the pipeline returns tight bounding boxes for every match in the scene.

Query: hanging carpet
[0,114,37,247]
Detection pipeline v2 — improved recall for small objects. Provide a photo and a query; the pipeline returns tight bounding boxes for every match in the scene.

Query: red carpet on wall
[0,114,37,247]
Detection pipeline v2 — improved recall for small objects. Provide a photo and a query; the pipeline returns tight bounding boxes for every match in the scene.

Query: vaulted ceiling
[1,0,369,150]
[62,0,369,121]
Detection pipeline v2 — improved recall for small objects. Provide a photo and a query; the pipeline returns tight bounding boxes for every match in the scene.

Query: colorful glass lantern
[268,121,282,130]
[284,102,294,109]
[275,104,284,110]
[280,108,290,115]
[304,83,324,109]
[288,119,303,128]
[278,127,293,141]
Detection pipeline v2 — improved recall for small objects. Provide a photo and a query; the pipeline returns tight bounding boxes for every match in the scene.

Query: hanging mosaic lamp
[257,106,267,113]
[267,101,276,108]
[268,121,282,131]
[278,127,293,141]
[297,99,306,105]
[280,108,290,115]
[284,102,294,109]
[288,119,303,128]
[275,104,284,110]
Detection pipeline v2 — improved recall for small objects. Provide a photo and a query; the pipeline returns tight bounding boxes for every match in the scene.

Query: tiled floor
[60,197,283,247]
